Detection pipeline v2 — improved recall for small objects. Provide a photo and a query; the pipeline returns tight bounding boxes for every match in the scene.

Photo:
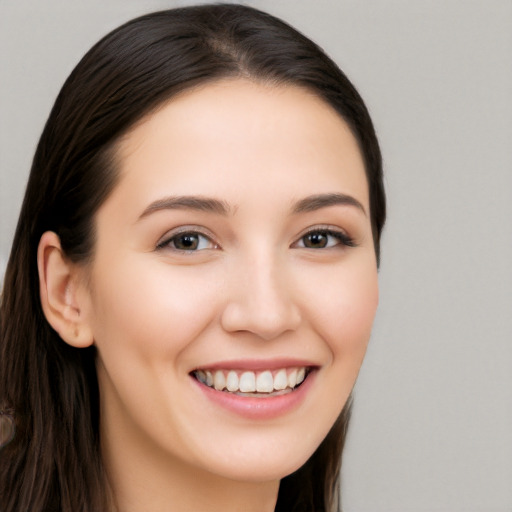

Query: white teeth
[213,370,226,391]
[226,371,239,392]
[256,371,274,392]
[195,367,309,393]
[239,371,256,392]
[196,370,207,384]
[288,368,297,388]
[273,369,288,390]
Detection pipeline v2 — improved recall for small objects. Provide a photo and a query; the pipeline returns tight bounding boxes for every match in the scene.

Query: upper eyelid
[155,224,353,249]
[156,226,218,249]
[292,225,356,248]
[294,224,351,239]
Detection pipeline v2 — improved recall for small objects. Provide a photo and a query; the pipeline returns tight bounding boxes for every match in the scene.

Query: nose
[220,253,302,341]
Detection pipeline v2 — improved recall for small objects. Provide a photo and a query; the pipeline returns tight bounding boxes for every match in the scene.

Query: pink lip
[193,358,317,372]
[191,368,317,420]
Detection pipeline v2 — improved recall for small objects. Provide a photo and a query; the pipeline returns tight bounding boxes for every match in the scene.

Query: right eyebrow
[137,195,232,220]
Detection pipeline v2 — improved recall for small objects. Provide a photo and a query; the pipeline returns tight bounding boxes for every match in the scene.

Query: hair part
[0,4,385,511]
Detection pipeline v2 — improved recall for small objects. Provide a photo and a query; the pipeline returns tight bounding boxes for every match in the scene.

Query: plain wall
[1,1,511,511]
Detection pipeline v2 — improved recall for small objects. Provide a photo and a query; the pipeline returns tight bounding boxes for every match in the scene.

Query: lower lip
[192,370,316,420]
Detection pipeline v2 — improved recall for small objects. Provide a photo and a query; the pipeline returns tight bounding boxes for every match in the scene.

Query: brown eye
[295,229,355,250]
[303,232,329,249]
[173,234,200,250]
[158,231,216,252]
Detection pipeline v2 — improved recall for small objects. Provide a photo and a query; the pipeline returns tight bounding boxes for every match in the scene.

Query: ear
[37,231,94,348]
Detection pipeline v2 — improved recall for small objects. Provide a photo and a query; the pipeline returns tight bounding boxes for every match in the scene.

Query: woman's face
[81,79,378,483]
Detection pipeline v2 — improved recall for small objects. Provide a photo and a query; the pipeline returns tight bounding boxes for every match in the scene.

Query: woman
[0,4,385,512]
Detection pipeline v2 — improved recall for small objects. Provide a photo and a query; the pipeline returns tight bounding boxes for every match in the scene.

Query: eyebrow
[138,192,366,221]
[138,195,231,220]
[292,193,366,216]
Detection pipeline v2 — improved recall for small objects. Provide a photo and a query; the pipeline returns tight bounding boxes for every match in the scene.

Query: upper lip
[191,358,319,372]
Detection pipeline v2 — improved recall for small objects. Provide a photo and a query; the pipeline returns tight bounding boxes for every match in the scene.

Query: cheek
[88,258,223,361]
[305,257,379,360]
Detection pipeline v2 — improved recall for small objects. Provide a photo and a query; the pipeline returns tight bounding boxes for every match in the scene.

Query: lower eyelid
[156,227,355,252]
[157,231,217,251]
[294,229,355,248]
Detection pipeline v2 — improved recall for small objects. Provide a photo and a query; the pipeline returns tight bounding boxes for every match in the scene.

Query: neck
[102,422,279,512]
[109,466,279,512]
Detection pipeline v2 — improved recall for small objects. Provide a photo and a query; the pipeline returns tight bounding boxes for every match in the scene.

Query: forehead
[111,79,369,214]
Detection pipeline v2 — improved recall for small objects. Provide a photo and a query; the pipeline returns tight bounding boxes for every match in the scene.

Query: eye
[158,231,217,252]
[294,228,354,249]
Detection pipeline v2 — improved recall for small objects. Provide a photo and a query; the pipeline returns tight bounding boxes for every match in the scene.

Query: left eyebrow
[292,193,367,216]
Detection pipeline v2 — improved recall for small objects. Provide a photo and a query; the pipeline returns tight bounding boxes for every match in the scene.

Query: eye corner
[155,227,220,253]
[292,226,356,250]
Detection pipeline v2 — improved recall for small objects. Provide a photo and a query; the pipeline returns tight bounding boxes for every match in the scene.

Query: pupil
[306,232,327,248]
[176,234,198,250]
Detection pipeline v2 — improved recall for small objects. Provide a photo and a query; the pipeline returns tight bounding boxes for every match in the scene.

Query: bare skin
[38,79,378,511]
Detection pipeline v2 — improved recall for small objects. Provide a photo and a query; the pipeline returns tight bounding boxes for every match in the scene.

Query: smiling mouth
[191,367,311,397]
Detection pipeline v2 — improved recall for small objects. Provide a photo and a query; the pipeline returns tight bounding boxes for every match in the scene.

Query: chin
[198,438,321,484]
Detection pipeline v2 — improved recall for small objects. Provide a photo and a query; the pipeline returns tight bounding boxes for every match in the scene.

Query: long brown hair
[0,4,385,511]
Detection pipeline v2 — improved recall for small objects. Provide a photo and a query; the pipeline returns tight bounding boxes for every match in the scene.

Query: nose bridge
[221,246,301,340]
[250,251,287,311]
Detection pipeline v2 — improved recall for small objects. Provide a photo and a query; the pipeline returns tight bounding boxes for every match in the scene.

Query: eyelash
[156,226,355,253]
[157,229,218,252]
[294,227,355,250]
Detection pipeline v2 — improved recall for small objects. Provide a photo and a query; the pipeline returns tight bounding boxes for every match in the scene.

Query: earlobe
[37,231,94,348]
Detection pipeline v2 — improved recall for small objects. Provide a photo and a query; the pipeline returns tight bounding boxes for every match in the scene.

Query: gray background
[1,1,511,511]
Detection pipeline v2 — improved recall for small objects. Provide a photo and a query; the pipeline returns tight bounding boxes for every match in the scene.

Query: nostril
[220,299,301,340]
